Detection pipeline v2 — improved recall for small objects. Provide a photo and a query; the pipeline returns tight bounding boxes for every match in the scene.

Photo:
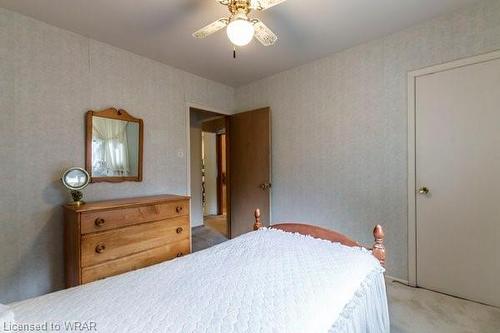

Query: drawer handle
[176,227,183,234]
[95,244,106,254]
[94,218,105,227]
[176,206,183,213]
[176,252,183,257]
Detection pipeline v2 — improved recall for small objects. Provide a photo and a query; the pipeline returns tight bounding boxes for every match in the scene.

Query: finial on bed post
[253,209,262,230]
[372,225,385,266]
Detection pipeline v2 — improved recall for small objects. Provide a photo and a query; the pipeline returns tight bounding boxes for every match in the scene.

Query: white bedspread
[10,228,389,333]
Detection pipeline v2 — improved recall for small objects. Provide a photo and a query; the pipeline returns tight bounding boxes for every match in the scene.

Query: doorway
[190,108,229,249]
[202,120,228,238]
[188,106,272,250]
[408,50,500,307]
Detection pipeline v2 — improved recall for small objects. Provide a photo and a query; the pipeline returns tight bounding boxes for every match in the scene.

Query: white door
[416,57,500,307]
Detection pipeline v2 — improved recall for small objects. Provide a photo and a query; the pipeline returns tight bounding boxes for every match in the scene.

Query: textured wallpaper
[0,8,234,303]
[235,0,500,280]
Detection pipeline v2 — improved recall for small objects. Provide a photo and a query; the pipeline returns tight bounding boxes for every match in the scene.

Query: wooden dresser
[63,194,190,287]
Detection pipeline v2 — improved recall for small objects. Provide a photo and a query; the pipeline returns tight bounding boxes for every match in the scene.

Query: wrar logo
[64,321,97,331]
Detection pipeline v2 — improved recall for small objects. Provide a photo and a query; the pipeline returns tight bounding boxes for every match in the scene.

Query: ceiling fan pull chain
[233,46,237,59]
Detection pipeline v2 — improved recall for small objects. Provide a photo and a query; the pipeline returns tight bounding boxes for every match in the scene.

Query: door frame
[185,103,232,247]
[407,49,500,287]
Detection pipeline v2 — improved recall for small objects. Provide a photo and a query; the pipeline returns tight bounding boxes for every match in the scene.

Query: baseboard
[385,275,409,285]
[191,225,205,230]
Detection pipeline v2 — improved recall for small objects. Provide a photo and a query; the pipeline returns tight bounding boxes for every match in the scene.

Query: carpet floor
[388,279,500,333]
[191,225,227,252]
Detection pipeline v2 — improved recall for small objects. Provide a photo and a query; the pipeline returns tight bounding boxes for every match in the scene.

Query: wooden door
[415,57,500,307]
[229,108,271,237]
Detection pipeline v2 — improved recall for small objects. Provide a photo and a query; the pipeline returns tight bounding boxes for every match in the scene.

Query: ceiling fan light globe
[226,19,255,46]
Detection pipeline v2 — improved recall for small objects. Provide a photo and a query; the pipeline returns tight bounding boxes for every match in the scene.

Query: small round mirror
[62,167,90,191]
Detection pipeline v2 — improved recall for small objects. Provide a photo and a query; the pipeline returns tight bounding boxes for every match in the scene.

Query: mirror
[85,108,143,182]
[62,167,90,190]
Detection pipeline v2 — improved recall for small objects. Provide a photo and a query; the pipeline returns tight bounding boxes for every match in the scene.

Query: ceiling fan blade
[193,18,229,39]
[250,0,287,10]
[252,20,278,46]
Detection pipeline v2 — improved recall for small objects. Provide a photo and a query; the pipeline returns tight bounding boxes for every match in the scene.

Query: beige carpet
[387,280,500,333]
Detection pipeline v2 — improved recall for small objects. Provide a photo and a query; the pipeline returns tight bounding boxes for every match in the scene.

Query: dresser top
[64,194,190,213]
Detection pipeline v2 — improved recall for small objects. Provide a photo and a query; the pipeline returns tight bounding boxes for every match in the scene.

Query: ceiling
[0,0,480,87]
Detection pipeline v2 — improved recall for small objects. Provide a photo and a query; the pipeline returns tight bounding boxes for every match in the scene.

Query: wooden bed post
[253,208,262,230]
[372,225,385,266]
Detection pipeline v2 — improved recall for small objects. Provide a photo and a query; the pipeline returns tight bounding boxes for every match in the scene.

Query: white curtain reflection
[92,117,130,176]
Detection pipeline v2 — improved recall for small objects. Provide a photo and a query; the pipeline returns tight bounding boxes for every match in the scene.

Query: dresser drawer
[81,216,189,267]
[81,240,190,284]
[80,200,189,234]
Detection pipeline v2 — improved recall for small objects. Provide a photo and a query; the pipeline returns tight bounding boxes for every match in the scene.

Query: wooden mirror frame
[85,107,144,183]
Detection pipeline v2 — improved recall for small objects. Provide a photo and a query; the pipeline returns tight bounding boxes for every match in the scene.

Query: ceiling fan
[193,0,286,48]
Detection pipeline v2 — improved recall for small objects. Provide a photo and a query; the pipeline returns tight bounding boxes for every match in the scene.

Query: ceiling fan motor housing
[228,0,251,15]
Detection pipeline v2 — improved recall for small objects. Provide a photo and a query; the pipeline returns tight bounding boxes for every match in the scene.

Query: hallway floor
[203,214,227,237]
[191,232,500,332]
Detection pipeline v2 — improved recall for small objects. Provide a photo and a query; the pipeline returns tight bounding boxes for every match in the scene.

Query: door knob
[418,187,430,195]
[259,183,272,190]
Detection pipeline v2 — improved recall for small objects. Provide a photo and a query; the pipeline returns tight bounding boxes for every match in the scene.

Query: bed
[6,209,389,333]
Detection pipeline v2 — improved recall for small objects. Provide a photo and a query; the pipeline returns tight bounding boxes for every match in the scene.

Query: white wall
[202,132,218,216]
[190,126,204,227]
[235,0,500,280]
[0,8,234,303]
